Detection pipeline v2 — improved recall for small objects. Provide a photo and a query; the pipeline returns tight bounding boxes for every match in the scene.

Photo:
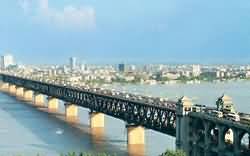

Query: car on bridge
[239,114,250,125]
[224,112,240,122]
[211,110,223,118]
[192,104,206,112]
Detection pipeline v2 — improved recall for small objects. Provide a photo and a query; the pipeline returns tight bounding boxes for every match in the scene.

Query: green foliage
[176,76,190,82]
[160,150,186,156]
[176,72,217,82]
[155,74,170,82]
[113,77,128,83]
[60,152,117,156]
[131,75,142,83]
[197,72,217,81]
[13,152,116,156]
[86,79,107,85]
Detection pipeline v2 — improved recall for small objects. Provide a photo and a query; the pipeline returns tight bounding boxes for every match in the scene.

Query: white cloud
[20,0,96,30]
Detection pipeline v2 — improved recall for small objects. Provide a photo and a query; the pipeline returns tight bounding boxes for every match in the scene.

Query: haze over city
[1,0,250,64]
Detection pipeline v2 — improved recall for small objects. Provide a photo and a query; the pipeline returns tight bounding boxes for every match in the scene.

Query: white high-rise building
[69,57,77,71]
[1,54,15,69]
[80,63,86,71]
[192,64,201,77]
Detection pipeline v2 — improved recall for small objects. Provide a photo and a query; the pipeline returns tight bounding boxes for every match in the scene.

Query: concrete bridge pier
[16,87,24,99]
[89,111,105,146]
[89,111,105,128]
[9,84,16,95]
[233,128,241,156]
[126,124,145,145]
[126,124,145,156]
[23,89,33,101]
[65,103,78,122]
[48,97,59,112]
[0,82,9,92]
[34,93,44,106]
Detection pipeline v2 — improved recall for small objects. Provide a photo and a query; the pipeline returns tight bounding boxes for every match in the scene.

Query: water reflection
[0,93,128,155]
[128,145,145,156]
[66,116,80,124]
[16,97,24,101]
[48,108,58,113]
[91,128,105,145]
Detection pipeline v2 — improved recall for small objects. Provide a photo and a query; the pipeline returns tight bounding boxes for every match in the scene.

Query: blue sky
[1,0,250,64]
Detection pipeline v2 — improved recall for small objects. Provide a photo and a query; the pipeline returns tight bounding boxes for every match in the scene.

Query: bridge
[0,73,249,156]
[188,112,250,156]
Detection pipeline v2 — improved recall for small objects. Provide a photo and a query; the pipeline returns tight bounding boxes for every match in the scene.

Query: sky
[1,0,250,64]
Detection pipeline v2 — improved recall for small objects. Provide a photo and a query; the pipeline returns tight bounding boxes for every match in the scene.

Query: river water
[0,81,249,156]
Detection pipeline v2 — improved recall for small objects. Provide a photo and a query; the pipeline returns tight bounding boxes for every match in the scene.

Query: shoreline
[98,79,250,87]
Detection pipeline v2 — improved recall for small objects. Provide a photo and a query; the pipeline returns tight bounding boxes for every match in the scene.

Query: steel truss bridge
[0,74,177,136]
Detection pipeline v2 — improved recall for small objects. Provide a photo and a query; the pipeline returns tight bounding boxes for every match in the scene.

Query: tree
[160,150,186,156]
[176,76,189,82]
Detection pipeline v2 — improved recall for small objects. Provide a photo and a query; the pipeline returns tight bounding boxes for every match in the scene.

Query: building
[80,62,86,71]
[128,65,136,72]
[69,57,77,71]
[118,63,125,72]
[246,71,250,78]
[192,65,201,77]
[1,54,15,69]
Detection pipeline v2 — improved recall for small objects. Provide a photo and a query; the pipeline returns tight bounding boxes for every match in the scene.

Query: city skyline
[1,1,250,64]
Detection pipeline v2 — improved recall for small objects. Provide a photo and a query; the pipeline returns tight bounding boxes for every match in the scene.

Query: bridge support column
[16,87,24,98]
[0,82,9,92]
[65,103,78,118]
[176,96,193,156]
[233,128,241,155]
[48,97,59,112]
[23,89,33,101]
[218,125,226,156]
[9,84,16,95]
[34,93,44,106]
[89,112,105,128]
[248,135,250,149]
[126,124,145,145]
[126,124,145,156]
[204,123,211,156]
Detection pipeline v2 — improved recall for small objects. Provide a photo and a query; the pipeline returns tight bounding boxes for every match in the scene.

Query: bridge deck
[0,74,177,136]
[189,112,250,132]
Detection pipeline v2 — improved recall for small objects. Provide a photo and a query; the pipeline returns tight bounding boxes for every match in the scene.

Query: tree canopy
[160,150,186,156]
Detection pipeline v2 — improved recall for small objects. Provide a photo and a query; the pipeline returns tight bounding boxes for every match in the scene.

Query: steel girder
[1,74,176,136]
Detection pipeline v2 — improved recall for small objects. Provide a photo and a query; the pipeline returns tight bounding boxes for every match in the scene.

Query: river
[0,81,249,156]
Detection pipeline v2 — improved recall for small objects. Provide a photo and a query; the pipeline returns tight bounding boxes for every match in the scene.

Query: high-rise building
[1,54,15,69]
[80,63,86,71]
[118,63,125,72]
[69,57,77,71]
[129,65,136,71]
[192,64,201,77]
